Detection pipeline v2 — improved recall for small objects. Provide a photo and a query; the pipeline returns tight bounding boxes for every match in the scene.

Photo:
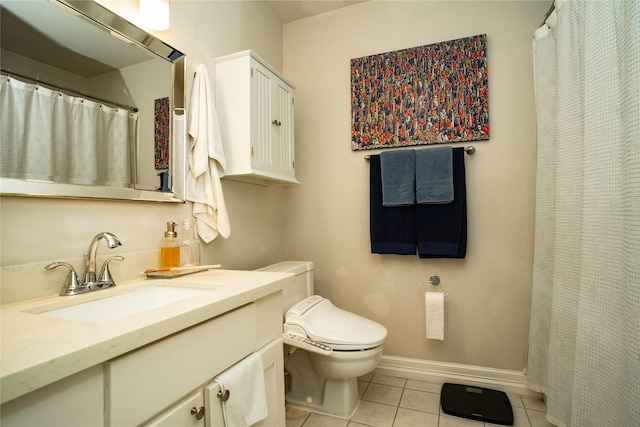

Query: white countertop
[0,269,292,404]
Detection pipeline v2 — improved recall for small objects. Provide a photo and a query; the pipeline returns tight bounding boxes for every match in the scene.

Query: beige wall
[1,0,549,373]
[0,1,288,272]
[282,1,549,371]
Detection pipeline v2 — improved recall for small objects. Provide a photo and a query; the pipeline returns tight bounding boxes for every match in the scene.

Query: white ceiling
[264,0,368,23]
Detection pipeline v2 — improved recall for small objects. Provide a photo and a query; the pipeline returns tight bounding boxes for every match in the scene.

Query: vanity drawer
[105,303,256,426]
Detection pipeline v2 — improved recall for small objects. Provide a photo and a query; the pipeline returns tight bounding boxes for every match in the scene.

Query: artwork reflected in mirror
[0,0,186,202]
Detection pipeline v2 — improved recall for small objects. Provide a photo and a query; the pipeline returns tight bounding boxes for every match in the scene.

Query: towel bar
[364,145,475,162]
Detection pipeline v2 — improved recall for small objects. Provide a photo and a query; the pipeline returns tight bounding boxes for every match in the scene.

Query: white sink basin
[29,286,215,323]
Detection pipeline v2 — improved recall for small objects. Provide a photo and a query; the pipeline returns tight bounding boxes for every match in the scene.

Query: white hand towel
[215,353,268,427]
[425,292,445,340]
[187,64,230,242]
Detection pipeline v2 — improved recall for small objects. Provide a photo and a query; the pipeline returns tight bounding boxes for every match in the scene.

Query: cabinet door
[254,337,285,427]
[144,391,204,427]
[203,339,285,427]
[203,382,225,426]
[272,78,295,180]
[250,58,296,180]
[250,60,274,173]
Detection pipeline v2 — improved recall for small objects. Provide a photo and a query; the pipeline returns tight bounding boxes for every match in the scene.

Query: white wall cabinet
[215,50,299,185]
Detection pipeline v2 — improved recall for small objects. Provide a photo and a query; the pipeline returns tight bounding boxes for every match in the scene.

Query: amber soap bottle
[160,221,180,268]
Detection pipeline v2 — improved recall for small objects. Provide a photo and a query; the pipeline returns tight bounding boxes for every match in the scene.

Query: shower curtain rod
[363,145,475,162]
[540,1,555,27]
[1,68,139,113]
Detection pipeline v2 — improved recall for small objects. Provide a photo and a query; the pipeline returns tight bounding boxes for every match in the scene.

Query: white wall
[0,2,288,281]
[282,0,549,371]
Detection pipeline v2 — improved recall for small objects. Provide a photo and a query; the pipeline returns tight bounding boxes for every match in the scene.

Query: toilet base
[284,349,363,418]
[286,377,360,418]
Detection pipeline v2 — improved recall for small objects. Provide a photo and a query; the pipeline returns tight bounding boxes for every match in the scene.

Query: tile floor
[285,373,554,427]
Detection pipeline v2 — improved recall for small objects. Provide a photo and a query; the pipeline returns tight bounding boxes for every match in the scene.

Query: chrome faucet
[45,232,124,296]
[83,232,121,285]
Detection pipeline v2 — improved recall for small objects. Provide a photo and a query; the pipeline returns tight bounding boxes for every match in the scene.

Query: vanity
[0,269,292,426]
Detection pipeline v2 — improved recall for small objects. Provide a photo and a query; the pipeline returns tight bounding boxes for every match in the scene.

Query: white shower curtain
[1,75,137,188]
[528,1,639,426]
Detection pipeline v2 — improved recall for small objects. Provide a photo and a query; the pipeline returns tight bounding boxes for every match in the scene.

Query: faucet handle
[98,255,124,288]
[45,262,84,296]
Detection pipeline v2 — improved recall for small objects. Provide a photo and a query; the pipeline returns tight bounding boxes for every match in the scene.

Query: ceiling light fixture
[139,0,170,30]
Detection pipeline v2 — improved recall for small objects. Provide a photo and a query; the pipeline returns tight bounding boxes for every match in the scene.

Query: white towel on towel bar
[187,64,230,242]
[215,353,268,427]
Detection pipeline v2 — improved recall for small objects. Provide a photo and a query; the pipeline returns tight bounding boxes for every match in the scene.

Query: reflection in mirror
[0,0,186,203]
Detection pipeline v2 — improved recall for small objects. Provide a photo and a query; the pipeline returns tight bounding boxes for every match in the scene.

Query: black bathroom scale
[440,383,513,425]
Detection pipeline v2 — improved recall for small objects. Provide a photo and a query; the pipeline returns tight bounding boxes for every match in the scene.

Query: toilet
[257,261,387,417]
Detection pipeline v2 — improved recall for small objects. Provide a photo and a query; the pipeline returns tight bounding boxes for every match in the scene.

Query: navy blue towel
[417,148,467,258]
[370,155,416,255]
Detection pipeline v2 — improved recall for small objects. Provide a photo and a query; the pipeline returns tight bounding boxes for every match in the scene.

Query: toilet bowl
[257,262,387,418]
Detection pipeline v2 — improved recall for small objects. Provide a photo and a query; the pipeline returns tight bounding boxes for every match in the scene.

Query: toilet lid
[285,296,387,351]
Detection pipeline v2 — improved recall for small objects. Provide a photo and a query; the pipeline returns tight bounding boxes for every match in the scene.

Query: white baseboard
[374,355,541,398]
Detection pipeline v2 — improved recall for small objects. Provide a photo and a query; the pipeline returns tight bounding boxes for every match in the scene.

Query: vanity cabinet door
[143,391,204,427]
[254,337,285,427]
[203,338,285,427]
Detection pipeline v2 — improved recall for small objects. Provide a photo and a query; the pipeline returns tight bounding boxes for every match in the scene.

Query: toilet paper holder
[418,276,449,298]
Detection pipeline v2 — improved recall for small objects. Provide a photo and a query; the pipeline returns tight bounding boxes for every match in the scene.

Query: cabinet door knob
[217,389,230,401]
[272,119,282,127]
[190,406,205,420]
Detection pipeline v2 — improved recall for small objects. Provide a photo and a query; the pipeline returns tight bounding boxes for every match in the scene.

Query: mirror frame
[0,0,187,203]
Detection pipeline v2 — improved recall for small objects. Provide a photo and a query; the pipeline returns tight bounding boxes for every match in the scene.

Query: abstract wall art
[351,34,489,151]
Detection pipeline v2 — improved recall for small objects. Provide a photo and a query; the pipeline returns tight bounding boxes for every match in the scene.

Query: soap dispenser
[176,219,200,266]
[160,221,180,268]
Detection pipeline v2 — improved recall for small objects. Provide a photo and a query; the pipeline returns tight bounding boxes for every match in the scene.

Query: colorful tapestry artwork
[351,34,489,151]
[154,97,170,169]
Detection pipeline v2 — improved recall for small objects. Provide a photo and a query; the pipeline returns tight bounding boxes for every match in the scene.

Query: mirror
[0,0,186,203]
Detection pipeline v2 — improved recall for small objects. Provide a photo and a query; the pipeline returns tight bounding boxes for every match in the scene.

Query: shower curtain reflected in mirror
[528,1,639,426]
[1,75,137,188]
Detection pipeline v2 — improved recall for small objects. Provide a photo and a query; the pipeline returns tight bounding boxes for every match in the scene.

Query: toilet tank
[256,261,314,316]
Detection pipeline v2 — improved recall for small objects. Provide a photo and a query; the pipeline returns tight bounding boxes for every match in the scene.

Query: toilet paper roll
[425,292,445,340]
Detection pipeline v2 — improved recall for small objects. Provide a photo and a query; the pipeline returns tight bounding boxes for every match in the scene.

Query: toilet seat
[284,296,387,351]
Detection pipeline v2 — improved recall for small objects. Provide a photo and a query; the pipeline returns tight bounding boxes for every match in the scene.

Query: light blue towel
[380,150,416,206]
[416,147,454,204]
